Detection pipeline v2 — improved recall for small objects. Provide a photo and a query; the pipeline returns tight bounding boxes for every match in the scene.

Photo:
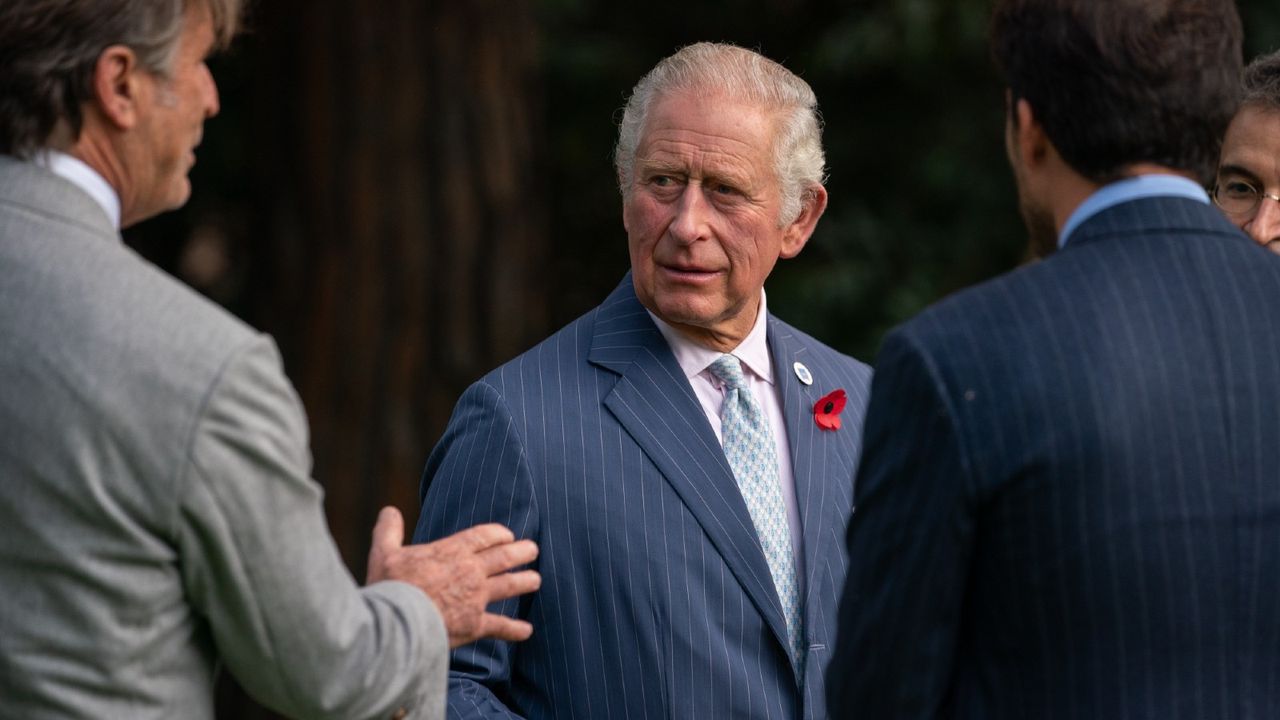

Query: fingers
[486,569,541,604]
[477,538,539,576]
[476,613,534,645]
[444,522,516,552]
[366,506,404,583]
[371,506,405,551]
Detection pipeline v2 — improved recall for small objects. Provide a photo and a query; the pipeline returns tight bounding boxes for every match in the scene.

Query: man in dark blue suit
[413,42,872,719]
[829,0,1280,718]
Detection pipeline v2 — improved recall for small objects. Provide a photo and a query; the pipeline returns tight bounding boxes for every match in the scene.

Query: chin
[165,181,193,212]
[651,297,717,328]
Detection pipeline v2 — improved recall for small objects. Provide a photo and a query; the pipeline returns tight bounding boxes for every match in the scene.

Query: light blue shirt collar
[1059,174,1208,248]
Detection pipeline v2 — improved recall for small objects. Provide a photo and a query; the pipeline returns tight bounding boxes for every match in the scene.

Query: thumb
[366,506,404,583]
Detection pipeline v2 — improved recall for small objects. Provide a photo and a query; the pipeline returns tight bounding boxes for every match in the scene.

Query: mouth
[657,262,722,283]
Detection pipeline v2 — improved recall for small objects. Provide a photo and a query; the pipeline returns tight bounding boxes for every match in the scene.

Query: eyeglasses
[1211,180,1280,216]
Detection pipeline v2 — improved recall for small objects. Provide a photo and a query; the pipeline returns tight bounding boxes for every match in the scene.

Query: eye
[1222,180,1258,199]
[708,182,739,196]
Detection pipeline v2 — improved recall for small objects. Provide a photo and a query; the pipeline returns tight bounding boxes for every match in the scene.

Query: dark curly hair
[1241,49,1280,111]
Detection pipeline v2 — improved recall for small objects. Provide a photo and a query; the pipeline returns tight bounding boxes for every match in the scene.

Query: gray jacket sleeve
[175,336,448,719]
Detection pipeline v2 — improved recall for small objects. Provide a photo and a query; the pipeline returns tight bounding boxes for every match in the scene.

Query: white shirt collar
[33,149,122,229]
[647,290,774,385]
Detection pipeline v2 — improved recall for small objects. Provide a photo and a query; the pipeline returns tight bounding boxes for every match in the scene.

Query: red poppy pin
[813,389,847,431]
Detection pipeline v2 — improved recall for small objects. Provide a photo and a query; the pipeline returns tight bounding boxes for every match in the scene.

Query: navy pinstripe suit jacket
[828,197,1280,718]
[414,275,872,719]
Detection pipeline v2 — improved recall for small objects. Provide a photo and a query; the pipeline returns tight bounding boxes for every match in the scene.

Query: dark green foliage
[540,0,1277,362]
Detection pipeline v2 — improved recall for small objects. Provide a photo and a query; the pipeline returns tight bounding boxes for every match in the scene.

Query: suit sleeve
[412,379,537,720]
[827,328,976,718]
[177,337,449,720]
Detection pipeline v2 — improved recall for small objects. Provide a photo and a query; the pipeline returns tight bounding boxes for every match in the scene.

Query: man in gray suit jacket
[0,2,540,718]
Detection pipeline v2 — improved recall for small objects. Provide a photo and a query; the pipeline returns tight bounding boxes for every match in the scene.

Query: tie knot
[708,354,750,391]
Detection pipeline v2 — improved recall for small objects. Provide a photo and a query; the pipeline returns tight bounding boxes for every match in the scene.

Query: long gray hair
[614,42,826,225]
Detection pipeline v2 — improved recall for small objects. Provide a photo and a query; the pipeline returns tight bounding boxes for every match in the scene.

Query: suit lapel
[589,278,793,655]
[767,319,836,624]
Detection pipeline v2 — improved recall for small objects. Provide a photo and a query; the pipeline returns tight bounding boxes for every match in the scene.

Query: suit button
[391,709,408,719]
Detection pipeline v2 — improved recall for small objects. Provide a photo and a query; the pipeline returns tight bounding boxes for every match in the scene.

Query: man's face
[623,91,810,350]
[121,4,219,226]
[1216,104,1280,254]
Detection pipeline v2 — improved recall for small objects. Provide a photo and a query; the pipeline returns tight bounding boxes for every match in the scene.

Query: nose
[668,184,711,245]
[201,63,220,118]
[1245,193,1280,250]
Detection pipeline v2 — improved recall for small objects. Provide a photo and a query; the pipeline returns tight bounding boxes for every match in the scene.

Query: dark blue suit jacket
[828,197,1280,718]
[415,275,871,719]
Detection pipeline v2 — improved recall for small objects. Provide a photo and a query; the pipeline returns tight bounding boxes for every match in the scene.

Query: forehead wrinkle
[1222,108,1280,187]
[637,136,761,188]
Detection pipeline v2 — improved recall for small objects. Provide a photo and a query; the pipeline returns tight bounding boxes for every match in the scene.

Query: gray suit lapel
[588,278,794,658]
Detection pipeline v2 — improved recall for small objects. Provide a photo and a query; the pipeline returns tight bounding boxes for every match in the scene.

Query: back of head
[1241,49,1280,112]
[614,42,825,225]
[0,0,243,159]
[991,0,1243,186]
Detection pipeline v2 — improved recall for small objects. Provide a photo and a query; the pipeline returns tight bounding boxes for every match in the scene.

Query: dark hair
[1241,49,1280,111]
[991,0,1243,186]
[0,0,243,159]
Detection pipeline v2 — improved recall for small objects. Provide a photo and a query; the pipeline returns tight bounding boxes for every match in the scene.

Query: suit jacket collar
[765,317,844,624]
[0,155,118,242]
[588,274,797,667]
[1066,195,1246,250]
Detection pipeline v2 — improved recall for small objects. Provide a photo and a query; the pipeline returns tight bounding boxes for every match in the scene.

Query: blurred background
[120,0,1280,715]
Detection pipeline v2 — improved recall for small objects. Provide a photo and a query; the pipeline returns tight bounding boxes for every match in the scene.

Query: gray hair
[0,0,244,158]
[1242,48,1280,111]
[614,42,826,226]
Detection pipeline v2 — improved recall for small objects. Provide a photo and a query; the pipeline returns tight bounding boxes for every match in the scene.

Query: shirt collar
[1059,174,1208,248]
[33,149,122,229]
[648,290,774,385]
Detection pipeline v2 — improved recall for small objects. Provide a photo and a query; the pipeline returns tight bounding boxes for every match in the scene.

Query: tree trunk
[215,1,547,716]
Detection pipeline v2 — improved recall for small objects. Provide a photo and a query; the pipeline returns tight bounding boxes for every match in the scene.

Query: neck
[50,116,134,225]
[657,294,762,354]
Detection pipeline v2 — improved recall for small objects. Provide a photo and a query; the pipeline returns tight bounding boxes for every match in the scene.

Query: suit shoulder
[768,314,871,379]
[891,259,1048,351]
[473,302,604,389]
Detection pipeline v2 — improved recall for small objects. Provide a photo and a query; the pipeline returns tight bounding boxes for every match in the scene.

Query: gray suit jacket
[0,157,447,719]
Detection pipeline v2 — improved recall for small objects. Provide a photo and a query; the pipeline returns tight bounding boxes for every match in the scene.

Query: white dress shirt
[648,290,805,587]
[34,149,121,229]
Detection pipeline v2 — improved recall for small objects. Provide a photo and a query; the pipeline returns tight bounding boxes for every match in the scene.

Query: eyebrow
[1218,164,1263,184]
[636,160,686,176]
[635,160,752,189]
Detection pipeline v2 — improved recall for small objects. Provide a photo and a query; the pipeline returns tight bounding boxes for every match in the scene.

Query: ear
[1012,97,1050,170]
[89,45,146,130]
[779,183,828,259]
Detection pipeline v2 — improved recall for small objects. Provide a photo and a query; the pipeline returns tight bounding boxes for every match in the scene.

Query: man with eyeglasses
[1215,49,1280,254]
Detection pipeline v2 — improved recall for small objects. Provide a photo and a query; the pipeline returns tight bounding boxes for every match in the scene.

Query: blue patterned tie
[708,354,804,676]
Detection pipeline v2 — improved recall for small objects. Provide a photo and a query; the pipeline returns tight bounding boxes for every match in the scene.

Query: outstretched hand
[366,507,540,648]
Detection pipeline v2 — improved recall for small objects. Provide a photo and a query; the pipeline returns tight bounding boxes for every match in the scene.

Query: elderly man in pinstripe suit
[830,0,1280,718]
[413,42,872,719]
